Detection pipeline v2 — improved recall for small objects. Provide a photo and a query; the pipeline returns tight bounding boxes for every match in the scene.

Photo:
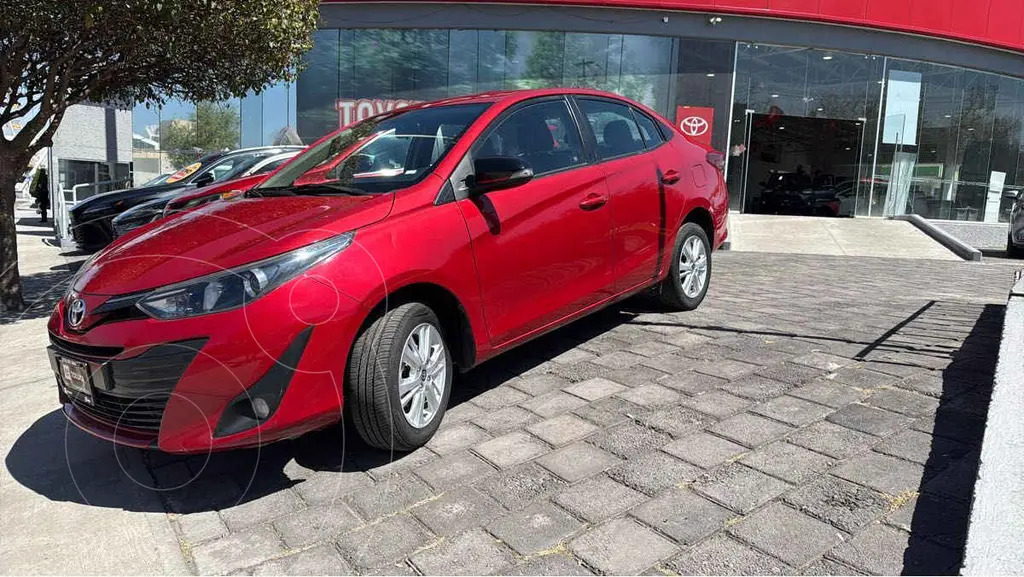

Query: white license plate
[59,357,94,404]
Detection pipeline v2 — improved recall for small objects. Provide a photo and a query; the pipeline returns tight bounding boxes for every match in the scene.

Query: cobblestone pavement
[4,226,1020,575]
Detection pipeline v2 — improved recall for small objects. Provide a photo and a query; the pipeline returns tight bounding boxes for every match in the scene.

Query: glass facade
[129,22,1024,222]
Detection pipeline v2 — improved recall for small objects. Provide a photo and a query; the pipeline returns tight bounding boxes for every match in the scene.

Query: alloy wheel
[679,236,708,298]
[398,323,447,428]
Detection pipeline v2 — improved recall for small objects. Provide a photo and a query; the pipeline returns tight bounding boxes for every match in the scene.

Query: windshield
[141,173,172,187]
[258,103,490,195]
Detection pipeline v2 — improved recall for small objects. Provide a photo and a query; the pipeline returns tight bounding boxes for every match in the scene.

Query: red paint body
[48,89,729,453]
[322,0,1024,52]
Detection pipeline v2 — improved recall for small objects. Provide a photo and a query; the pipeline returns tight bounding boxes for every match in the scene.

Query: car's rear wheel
[659,222,711,311]
[1008,233,1023,259]
[347,302,452,451]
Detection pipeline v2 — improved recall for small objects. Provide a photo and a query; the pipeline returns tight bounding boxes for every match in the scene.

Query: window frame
[572,96,653,164]
[630,107,667,151]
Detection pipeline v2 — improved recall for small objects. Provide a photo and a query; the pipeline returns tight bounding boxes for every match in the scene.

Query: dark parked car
[1006,187,1024,257]
[69,146,304,250]
[111,150,301,237]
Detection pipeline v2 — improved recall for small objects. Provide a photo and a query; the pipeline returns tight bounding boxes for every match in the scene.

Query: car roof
[403,87,652,112]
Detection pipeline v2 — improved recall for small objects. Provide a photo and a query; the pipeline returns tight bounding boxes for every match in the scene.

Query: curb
[891,214,982,261]
[961,269,1024,574]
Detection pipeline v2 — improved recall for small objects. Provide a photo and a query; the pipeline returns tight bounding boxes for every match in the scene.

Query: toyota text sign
[336,98,422,128]
[675,106,714,147]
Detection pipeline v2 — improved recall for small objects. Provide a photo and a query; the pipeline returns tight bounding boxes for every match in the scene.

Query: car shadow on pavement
[901,303,1002,574]
[6,303,641,514]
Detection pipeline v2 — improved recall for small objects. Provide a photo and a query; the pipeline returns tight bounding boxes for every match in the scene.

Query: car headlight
[135,233,354,320]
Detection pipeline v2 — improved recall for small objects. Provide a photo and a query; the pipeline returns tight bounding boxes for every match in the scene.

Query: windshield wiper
[249,182,370,197]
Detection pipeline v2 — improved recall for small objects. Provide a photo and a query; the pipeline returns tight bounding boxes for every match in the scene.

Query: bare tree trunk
[0,158,25,312]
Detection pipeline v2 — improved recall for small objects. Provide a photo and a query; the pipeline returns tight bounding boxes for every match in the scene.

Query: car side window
[632,109,664,148]
[578,99,646,160]
[476,100,584,177]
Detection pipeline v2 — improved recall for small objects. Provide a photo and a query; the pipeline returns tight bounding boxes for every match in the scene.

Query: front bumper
[69,213,114,251]
[48,277,367,453]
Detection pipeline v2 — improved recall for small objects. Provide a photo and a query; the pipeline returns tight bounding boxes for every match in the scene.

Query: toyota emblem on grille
[68,298,86,328]
[679,116,709,137]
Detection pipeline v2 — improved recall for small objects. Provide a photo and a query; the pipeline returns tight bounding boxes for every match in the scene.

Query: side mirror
[1003,189,1021,200]
[468,157,533,195]
[193,172,215,188]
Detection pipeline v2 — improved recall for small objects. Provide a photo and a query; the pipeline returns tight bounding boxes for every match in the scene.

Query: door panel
[458,166,613,346]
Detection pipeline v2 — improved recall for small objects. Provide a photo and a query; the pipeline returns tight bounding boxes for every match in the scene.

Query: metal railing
[55,179,130,244]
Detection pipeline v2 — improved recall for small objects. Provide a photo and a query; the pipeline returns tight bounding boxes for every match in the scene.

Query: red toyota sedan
[47,89,728,454]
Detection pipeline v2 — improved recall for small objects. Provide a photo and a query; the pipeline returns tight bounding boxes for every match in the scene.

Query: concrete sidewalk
[0,207,188,575]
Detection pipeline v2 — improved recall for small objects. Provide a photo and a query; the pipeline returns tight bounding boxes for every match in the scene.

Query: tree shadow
[0,266,79,325]
[5,302,641,514]
[902,303,1003,574]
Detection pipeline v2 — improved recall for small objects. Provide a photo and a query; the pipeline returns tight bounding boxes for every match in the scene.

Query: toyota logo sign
[67,297,86,328]
[680,116,709,137]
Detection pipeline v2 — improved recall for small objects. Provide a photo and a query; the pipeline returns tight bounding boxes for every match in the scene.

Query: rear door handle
[661,170,681,184]
[579,193,608,210]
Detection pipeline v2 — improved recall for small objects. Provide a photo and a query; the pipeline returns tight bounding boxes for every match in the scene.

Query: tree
[0,0,319,311]
[160,101,241,169]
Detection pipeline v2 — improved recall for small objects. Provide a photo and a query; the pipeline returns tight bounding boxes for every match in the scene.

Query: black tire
[659,222,712,311]
[1008,233,1023,259]
[347,302,453,451]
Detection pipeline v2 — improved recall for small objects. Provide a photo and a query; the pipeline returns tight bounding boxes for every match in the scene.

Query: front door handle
[579,193,608,210]
[661,169,681,184]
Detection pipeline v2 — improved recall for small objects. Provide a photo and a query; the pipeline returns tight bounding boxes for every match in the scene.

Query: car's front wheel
[347,302,452,451]
[659,222,712,311]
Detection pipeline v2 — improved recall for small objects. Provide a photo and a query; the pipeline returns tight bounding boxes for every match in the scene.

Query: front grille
[61,338,207,432]
[50,335,123,360]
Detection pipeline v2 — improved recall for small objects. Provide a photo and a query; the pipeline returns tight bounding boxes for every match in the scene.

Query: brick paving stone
[554,476,647,522]
[635,405,710,438]
[569,518,677,574]
[364,448,437,481]
[607,451,702,495]
[791,352,853,372]
[273,502,363,548]
[502,554,594,576]
[726,347,796,368]
[865,387,941,417]
[571,396,643,428]
[790,379,869,408]
[520,391,589,418]
[174,511,228,544]
[616,383,681,407]
[872,429,970,470]
[832,453,925,496]
[740,441,834,483]
[410,528,515,575]
[730,502,845,567]
[473,431,549,469]
[511,374,572,396]
[290,471,375,506]
[801,558,865,576]
[487,501,585,555]
[415,451,495,491]
[631,488,733,544]
[535,441,622,482]
[710,413,794,448]
[472,406,541,435]
[753,395,834,427]
[828,523,960,575]
[591,422,672,458]
[251,543,353,576]
[920,453,980,502]
[347,474,434,520]
[478,463,567,511]
[665,534,793,575]
[679,390,752,418]
[412,487,503,536]
[578,334,633,355]
[657,370,727,395]
[827,403,912,437]
[472,386,531,411]
[783,476,889,532]
[658,331,714,349]
[564,377,627,401]
[693,463,791,513]
[663,432,747,468]
[336,515,434,570]
[829,366,898,389]
[550,348,598,365]
[443,401,488,425]
[912,410,987,445]
[191,525,285,575]
[788,421,878,459]
[549,361,610,383]
[693,359,761,380]
[718,374,793,402]
[602,364,670,388]
[219,489,305,532]
[755,362,825,385]
[427,422,492,455]
[628,340,682,358]
[527,414,599,446]
[590,350,647,370]
[641,353,699,374]
[885,493,970,549]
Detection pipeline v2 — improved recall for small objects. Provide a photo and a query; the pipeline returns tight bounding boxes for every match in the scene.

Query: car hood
[74,193,394,295]
[71,183,188,215]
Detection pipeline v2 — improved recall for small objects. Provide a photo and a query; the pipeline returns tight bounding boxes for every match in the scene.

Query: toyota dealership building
[131,0,1024,222]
